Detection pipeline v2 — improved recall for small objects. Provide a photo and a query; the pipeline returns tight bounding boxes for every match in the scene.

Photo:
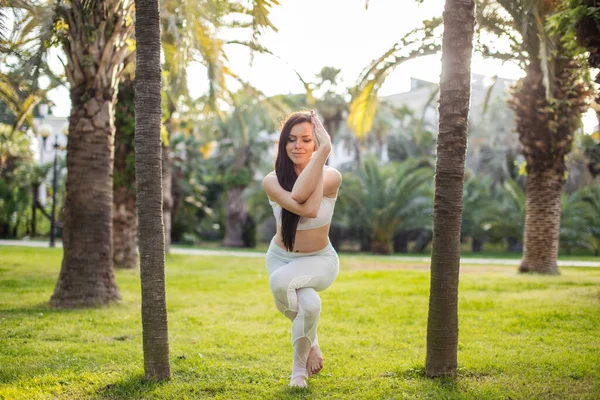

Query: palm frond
[347,17,442,138]
[250,0,279,33]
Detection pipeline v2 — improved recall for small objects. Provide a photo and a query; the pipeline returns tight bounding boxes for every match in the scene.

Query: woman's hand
[311,112,332,151]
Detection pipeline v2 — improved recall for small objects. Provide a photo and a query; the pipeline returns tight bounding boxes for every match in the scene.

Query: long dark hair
[275,111,313,251]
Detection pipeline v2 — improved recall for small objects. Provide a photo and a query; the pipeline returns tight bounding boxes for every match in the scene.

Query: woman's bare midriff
[274,224,331,253]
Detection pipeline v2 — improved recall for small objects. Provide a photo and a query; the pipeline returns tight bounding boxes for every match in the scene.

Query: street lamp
[39,124,59,248]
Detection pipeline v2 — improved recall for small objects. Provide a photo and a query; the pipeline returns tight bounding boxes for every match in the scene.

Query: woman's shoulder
[324,166,342,181]
[263,170,277,182]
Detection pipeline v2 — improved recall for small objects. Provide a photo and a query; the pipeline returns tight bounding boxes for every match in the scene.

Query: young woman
[262,111,342,388]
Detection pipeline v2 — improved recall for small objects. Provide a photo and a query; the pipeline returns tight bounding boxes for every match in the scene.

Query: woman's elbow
[306,208,319,219]
[291,193,309,204]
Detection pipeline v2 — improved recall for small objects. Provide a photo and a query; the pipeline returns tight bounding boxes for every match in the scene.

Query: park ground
[1,245,599,399]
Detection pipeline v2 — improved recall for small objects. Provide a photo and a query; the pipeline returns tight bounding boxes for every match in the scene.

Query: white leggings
[266,239,339,379]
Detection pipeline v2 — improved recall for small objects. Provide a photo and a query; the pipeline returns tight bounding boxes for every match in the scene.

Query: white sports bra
[269,196,337,230]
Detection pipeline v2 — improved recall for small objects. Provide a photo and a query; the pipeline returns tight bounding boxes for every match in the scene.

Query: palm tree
[485,179,526,252]
[499,1,592,274]
[461,175,495,252]
[108,0,280,258]
[134,0,171,380]
[551,1,600,179]
[113,74,138,269]
[48,0,136,307]
[216,87,284,247]
[347,17,443,139]
[352,1,592,274]
[578,183,600,255]
[160,0,280,251]
[338,157,433,254]
[426,0,475,378]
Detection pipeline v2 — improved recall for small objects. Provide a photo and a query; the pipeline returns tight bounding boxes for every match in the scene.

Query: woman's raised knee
[300,295,321,317]
[269,272,287,294]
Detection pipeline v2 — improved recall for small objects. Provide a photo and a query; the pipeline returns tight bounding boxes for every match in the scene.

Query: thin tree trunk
[393,230,410,253]
[414,230,433,253]
[113,186,138,269]
[31,184,38,237]
[135,0,171,380]
[162,144,173,252]
[471,237,484,252]
[371,229,392,254]
[170,162,183,240]
[113,75,138,269]
[223,185,246,247]
[519,170,562,274]
[426,0,474,378]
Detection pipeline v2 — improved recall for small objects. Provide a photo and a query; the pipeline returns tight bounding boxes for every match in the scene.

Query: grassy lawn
[1,246,599,399]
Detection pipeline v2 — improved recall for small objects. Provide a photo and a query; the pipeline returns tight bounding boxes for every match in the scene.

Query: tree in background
[48,0,135,307]
[493,0,593,274]
[337,157,432,254]
[113,74,138,269]
[217,87,284,247]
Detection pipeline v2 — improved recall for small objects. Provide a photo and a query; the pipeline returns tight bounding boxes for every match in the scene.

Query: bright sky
[47,0,598,130]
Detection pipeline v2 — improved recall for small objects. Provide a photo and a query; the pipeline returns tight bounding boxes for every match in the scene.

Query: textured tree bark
[50,92,121,307]
[426,0,474,378]
[135,0,171,380]
[223,185,246,247]
[519,171,562,274]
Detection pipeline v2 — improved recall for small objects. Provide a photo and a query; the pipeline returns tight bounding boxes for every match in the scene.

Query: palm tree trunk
[50,0,134,308]
[223,185,246,247]
[162,144,173,252]
[135,0,171,381]
[510,50,590,275]
[171,162,183,239]
[113,75,138,269]
[31,184,38,237]
[426,0,474,378]
[471,237,483,252]
[113,186,138,269]
[519,170,562,274]
[393,230,410,253]
[371,228,393,254]
[50,90,121,307]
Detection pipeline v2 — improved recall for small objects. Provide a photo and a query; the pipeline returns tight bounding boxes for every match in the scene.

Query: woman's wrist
[317,142,332,153]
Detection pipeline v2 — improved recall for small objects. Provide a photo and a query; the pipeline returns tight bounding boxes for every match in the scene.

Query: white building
[31,105,68,205]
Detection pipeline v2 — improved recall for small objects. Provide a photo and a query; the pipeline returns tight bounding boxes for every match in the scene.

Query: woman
[262,111,342,388]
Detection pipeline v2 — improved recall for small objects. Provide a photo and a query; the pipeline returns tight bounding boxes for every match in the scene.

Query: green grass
[1,246,599,399]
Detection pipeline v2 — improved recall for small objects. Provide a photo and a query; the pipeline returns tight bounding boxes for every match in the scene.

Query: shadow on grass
[97,373,167,399]
[0,300,130,316]
[397,366,461,396]
[272,385,312,400]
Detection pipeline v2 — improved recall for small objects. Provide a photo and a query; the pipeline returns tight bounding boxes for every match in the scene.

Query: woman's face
[285,121,316,165]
